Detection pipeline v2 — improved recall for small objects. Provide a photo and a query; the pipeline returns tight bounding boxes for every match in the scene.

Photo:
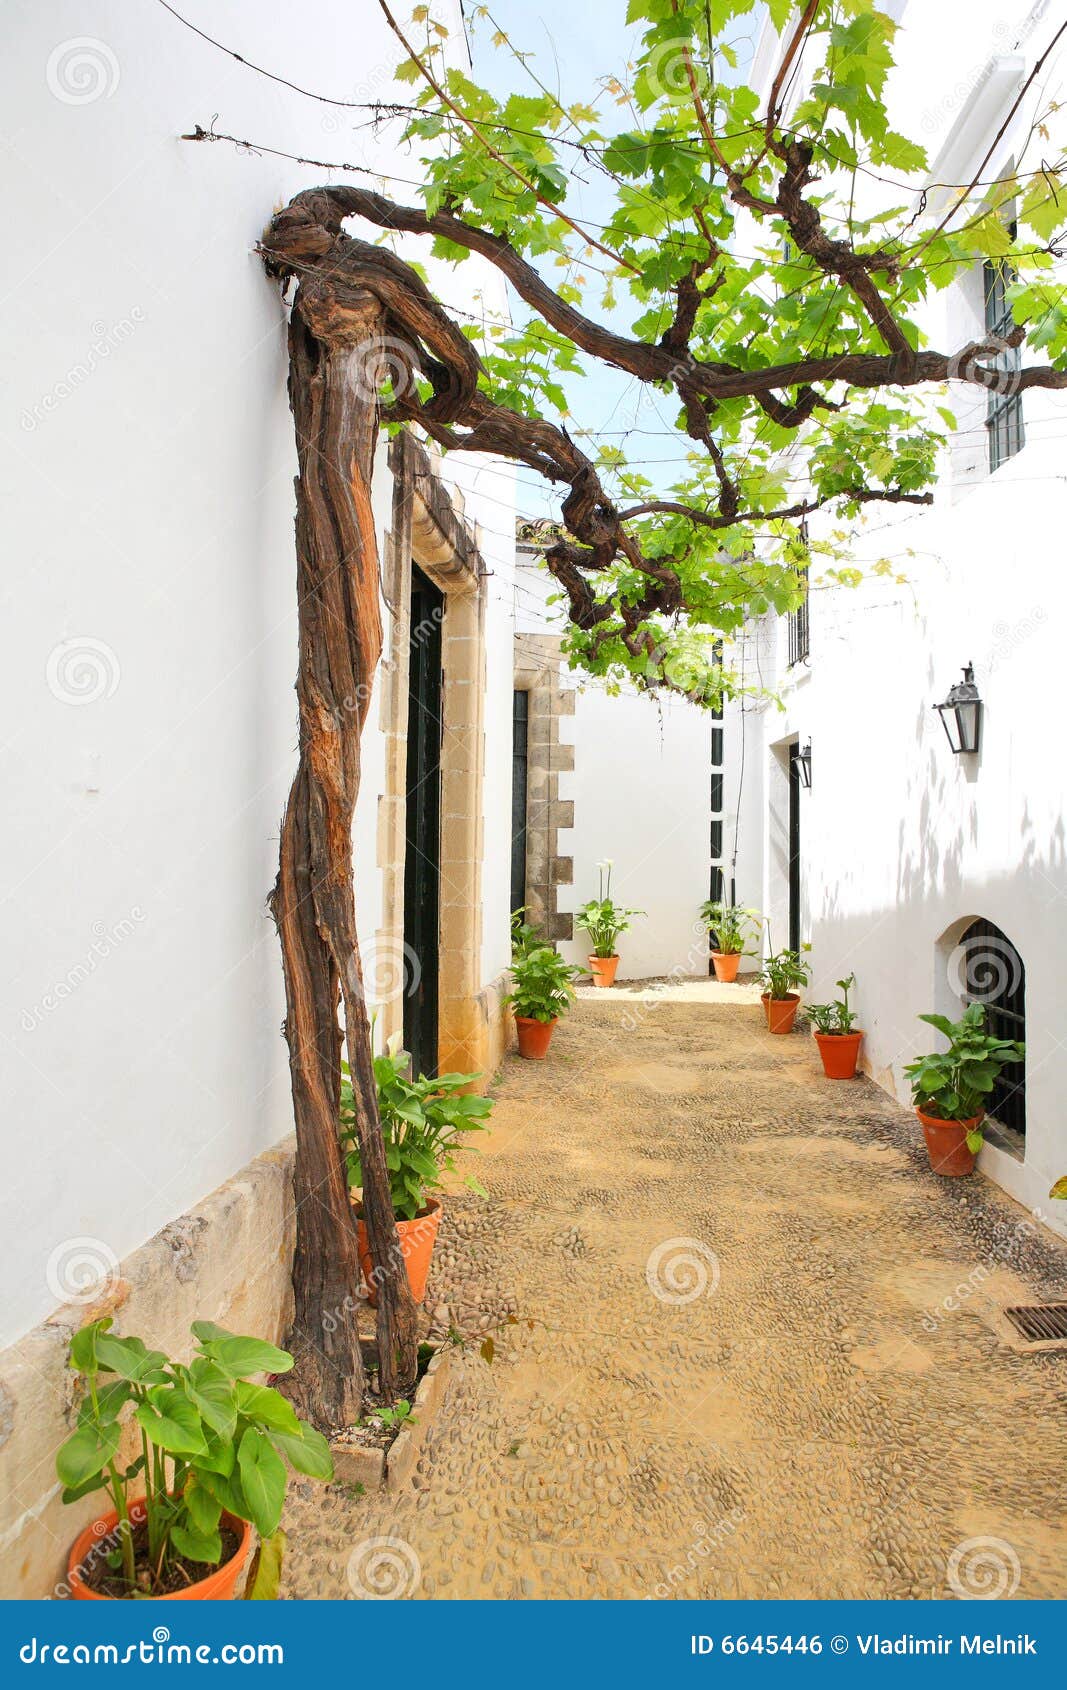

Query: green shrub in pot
[57,1319,332,1598]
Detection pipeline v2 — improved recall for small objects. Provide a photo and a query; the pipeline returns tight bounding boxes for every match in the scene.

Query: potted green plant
[700,899,762,983]
[757,945,811,1034]
[341,1041,491,1304]
[58,1318,332,1601]
[904,1003,1025,1177]
[506,942,582,1057]
[808,973,864,1078]
[575,860,644,986]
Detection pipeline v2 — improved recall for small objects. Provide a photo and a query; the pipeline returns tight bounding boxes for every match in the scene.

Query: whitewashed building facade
[727,0,1067,1237]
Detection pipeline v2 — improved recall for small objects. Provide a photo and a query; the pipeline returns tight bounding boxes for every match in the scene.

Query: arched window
[958,920,1026,1141]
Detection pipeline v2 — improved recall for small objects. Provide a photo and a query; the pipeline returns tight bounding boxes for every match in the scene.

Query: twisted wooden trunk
[270,278,417,1431]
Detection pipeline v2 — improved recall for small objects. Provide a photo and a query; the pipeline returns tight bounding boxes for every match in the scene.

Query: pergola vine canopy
[252,0,1067,697]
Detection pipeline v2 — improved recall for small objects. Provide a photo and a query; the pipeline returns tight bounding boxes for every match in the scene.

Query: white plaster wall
[561,685,712,980]
[1,0,513,1347]
[515,560,712,979]
[732,0,1067,1236]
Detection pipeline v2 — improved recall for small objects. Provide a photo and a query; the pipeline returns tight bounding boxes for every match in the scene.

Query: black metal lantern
[934,663,982,754]
[792,740,812,789]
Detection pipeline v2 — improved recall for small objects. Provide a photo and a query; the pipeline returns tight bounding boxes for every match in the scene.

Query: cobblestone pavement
[284,984,1067,1600]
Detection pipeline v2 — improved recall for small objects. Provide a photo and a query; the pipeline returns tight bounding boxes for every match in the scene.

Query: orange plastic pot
[761,992,800,1034]
[516,1015,557,1059]
[589,954,619,988]
[356,1194,442,1306]
[711,951,741,984]
[814,1030,864,1079]
[68,1499,251,1601]
[917,1109,983,1178]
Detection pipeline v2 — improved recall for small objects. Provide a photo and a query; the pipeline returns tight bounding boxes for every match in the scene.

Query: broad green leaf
[136,1389,208,1457]
[268,1425,334,1482]
[69,1319,112,1374]
[235,1383,302,1434]
[76,1380,130,1427]
[56,1421,120,1488]
[184,1480,222,1536]
[198,1335,294,1379]
[93,1333,168,1385]
[171,1522,222,1565]
[199,1464,249,1517]
[237,1428,288,1538]
[183,1362,238,1440]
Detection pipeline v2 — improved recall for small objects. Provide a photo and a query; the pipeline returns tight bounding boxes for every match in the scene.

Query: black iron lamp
[934,663,982,755]
[792,740,812,789]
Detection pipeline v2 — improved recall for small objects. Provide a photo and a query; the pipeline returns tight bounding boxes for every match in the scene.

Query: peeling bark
[270,281,417,1432]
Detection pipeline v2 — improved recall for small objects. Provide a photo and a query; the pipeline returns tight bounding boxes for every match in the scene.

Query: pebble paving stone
[282,981,1067,1600]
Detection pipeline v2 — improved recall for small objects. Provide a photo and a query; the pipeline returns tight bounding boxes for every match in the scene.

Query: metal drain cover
[1004,1303,1067,1344]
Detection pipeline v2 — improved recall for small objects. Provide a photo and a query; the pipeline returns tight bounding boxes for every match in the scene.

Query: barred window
[983,258,1024,472]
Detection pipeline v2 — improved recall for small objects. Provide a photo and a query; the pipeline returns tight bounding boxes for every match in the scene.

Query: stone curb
[329,1343,454,1495]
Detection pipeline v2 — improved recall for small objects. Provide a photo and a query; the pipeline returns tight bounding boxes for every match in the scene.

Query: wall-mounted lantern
[792,740,812,789]
[934,663,982,755]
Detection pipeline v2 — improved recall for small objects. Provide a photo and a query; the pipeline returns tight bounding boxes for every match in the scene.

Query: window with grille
[983,258,1024,472]
[960,919,1025,1142]
[787,520,810,667]
[787,570,810,666]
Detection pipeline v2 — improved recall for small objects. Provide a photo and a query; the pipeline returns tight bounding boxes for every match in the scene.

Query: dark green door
[510,688,529,917]
[788,749,801,955]
[403,567,444,1079]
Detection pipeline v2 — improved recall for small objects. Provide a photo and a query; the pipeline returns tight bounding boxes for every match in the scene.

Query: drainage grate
[1004,1303,1067,1344]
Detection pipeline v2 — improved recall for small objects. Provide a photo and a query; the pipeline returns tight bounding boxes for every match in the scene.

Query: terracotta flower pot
[711,951,742,983]
[916,1108,984,1178]
[516,1015,557,1059]
[589,954,619,987]
[356,1194,442,1306]
[761,991,800,1034]
[814,1029,864,1079]
[68,1499,251,1601]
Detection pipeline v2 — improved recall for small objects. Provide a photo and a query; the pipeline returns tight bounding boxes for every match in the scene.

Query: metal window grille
[984,259,1024,472]
[961,919,1026,1140]
[787,573,810,666]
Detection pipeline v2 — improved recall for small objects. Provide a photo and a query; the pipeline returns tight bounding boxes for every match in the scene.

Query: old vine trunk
[270,276,418,1433]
